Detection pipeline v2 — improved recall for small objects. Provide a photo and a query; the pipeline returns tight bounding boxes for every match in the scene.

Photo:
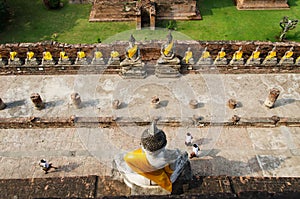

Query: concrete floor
[0,74,299,179]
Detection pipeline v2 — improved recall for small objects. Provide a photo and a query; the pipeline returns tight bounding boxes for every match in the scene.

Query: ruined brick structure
[89,0,201,29]
[236,0,289,10]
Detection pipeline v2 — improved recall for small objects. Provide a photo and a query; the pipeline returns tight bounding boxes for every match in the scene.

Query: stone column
[71,93,81,109]
[30,93,45,110]
[112,99,121,109]
[189,99,198,109]
[264,88,280,108]
[0,98,6,110]
[227,99,237,109]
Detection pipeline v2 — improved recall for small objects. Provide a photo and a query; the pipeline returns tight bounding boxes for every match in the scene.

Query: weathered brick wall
[1,175,300,198]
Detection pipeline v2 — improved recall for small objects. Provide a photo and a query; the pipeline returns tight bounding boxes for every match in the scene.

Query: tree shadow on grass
[198,0,236,16]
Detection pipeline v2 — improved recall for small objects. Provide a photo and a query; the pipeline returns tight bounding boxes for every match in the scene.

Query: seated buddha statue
[229,46,244,65]
[58,48,71,65]
[91,47,105,65]
[182,47,195,69]
[246,46,261,65]
[108,48,120,66]
[25,50,38,65]
[279,47,294,65]
[42,49,55,65]
[8,50,21,65]
[197,47,213,65]
[296,55,300,66]
[157,32,180,65]
[120,35,142,67]
[262,46,277,65]
[114,122,190,193]
[213,47,227,65]
[0,53,4,66]
[75,48,88,65]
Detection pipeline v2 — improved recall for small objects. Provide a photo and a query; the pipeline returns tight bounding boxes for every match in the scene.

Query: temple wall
[236,0,289,10]
[89,0,200,22]
[0,40,299,62]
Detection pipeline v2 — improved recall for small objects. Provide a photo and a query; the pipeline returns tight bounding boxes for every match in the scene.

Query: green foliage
[0,0,300,43]
[0,0,9,30]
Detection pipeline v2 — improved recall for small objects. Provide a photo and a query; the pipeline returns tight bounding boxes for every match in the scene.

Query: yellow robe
[43,52,52,60]
[185,51,193,64]
[10,52,17,60]
[111,51,119,58]
[127,45,137,59]
[217,51,226,59]
[233,51,243,60]
[163,41,173,56]
[202,51,210,59]
[77,51,86,59]
[60,52,68,60]
[94,51,103,59]
[27,52,34,60]
[266,51,276,59]
[284,51,293,59]
[124,148,173,192]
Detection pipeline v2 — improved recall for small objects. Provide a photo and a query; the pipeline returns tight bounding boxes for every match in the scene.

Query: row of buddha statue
[1,35,300,70]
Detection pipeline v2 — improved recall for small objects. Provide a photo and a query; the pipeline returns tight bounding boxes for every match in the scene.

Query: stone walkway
[0,74,299,180]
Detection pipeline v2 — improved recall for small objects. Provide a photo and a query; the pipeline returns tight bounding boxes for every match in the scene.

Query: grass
[0,0,300,44]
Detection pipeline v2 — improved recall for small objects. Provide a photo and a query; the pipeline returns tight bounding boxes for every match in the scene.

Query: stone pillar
[136,6,142,30]
[0,98,6,110]
[30,93,45,110]
[112,99,121,109]
[189,99,198,109]
[264,88,280,108]
[71,93,81,108]
[151,96,160,109]
[227,99,237,109]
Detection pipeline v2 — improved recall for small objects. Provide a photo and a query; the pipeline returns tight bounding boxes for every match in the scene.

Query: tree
[0,0,9,30]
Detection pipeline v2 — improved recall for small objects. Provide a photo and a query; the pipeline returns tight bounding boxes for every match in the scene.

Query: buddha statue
[229,46,244,65]
[197,47,213,65]
[58,48,71,65]
[182,47,195,69]
[42,49,55,65]
[108,48,120,66]
[75,48,88,65]
[296,55,300,66]
[213,47,227,65]
[0,53,4,66]
[114,122,190,193]
[279,47,294,65]
[120,34,142,67]
[8,49,21,66]
[91,47,105,65]
[246,46,261,66]
[25,49,38,65]
[157,32,180,65]
[262,46,277,65]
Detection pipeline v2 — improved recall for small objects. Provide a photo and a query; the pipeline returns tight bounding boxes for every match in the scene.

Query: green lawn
[0,0,299,44]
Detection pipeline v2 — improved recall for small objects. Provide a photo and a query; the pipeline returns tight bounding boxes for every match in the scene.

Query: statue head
[141,121,167,152]
[166,31,173,43]
[129,34,136,45]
